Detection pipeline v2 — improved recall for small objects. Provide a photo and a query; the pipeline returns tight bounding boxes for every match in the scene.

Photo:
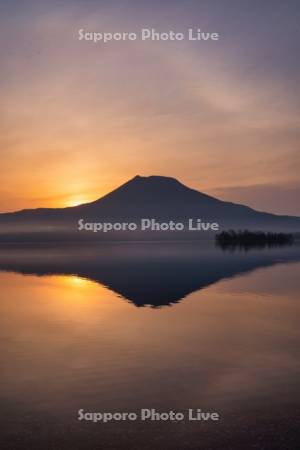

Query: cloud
[209,183,300,216]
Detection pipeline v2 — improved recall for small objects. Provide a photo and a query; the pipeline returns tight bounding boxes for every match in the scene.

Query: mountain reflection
[0,242,299,307]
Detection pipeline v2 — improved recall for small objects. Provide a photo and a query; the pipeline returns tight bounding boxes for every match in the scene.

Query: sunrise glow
[66,198,91,208]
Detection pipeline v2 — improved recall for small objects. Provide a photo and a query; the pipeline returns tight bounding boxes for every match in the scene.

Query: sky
[0,0,299,215]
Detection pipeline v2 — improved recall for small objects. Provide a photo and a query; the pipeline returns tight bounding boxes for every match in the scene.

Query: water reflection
[0,242,300,449]
[0,241,299,307]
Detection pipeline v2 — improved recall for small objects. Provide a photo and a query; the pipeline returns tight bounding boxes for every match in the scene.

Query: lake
[0,242,300,449]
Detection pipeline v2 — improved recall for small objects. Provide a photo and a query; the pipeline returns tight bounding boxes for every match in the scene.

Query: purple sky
[0,0,299,214]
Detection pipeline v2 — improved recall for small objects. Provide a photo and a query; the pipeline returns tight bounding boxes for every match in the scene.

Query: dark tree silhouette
[216,230,294,250]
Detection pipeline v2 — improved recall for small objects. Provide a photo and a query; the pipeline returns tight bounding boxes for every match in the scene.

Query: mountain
[0,175,300,241]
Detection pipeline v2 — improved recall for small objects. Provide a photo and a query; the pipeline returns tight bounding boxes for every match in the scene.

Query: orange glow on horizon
[66,197,92,207]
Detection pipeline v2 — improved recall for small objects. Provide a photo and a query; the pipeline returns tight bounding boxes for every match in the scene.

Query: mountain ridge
[0,175,261,216]
[0,175,300,237]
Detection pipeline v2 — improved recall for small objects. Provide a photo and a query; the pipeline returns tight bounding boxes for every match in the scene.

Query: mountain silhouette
[0,242,299,307]
[0,175,300,241]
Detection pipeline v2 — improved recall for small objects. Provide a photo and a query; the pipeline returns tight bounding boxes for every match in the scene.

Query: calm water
[0,242,300,449]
